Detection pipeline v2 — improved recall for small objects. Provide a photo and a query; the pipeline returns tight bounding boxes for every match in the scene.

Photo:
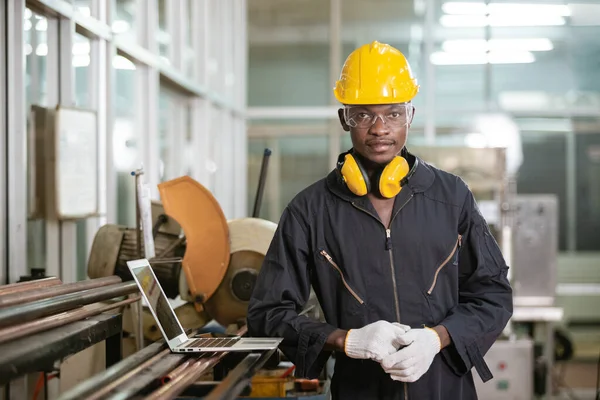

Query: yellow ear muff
[340,154,368,196]
[379,156,410,198]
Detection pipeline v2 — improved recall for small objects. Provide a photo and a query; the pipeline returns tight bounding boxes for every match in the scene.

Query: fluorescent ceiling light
[488,3,570,17]
[487,51,536,64]
[430,50,535,65]
[35,43,48,57]
[440,14,566,27]
[72,54,91,68]
[72,42,91,55]
[112,20,131,34]
[488,15,566,26]
[112,55,136,70]
[442,2,488,15]
[442,2,571,17]
[442,38,553,53]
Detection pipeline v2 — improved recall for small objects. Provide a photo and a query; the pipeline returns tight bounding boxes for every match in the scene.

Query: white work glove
[344,321,411,362]
[380,327,441,383]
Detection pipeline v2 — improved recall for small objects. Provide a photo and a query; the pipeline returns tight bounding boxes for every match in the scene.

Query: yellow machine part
[204,218,277,326]
[158,176,230,307]
[243,376,294,397]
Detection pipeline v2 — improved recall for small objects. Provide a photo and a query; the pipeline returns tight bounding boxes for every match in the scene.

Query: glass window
[158,89,172,182]
[113,0,137,44]
[25,9,54,271]
[157,0,170,61]
[247,135,329,222]
[575,127,600,251]
[73,0,93,18]
[516,131,568,250]
[73,32,91,108]
[184,0,194,78]
[113,54,138,227]
[247,0,330,107]
[184,105,193,176]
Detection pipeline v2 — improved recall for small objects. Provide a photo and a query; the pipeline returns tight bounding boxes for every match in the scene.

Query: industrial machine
[511,195,558,307]
[86,175,279,340]
[472,339,535,400]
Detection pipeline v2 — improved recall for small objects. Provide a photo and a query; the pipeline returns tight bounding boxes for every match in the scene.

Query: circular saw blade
[204,218,277,326]
[158,176,230,305]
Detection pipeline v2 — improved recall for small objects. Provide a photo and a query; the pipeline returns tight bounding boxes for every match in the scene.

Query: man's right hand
[344,321,411,362]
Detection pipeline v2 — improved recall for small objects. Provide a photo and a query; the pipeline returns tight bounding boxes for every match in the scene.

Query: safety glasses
[343,103,413,129]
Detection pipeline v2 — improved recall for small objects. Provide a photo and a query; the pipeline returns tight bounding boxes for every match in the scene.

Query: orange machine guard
[157,176,230,306]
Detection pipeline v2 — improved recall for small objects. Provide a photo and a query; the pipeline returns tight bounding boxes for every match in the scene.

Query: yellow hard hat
[333,41,419,105]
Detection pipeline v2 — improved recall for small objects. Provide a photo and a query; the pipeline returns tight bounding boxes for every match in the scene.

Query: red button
[498,362,506,370]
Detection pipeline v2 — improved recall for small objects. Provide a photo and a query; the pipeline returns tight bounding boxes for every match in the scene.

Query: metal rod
[146,327,249,400]
[204,350,277,400]
[0,276,122,308]
[0,295,140,344]
[0,281,139,328]
[57,340,168,400]
[155,237,185,259]
[0,277,62,296]
[160,359,193,384]
[136,296,143,351]
[133,169,143,258]
[145,353,222,400]
[252,148,272,218]
[83,348,174,400]
[103,354,186,400]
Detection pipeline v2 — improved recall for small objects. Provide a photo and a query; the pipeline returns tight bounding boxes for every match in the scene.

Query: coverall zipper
[352,195,413,322]
[352,194,414,400]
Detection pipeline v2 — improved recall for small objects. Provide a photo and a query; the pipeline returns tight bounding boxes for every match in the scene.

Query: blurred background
[1,0,600,399]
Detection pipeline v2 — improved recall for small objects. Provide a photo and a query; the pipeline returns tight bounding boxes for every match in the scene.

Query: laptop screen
[131,263,185,340]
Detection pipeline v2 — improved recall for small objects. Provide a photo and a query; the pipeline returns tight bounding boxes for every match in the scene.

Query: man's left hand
[380,327,441,383]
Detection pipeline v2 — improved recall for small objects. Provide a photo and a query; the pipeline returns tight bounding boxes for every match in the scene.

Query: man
[247,41,513,400]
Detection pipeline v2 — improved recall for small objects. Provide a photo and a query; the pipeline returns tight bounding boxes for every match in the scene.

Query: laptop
[127,258,283,353]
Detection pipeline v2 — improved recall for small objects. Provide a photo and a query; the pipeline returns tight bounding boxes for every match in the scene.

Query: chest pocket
[318,250,365,320]
[426,235,462,295]
[424,235,461,324]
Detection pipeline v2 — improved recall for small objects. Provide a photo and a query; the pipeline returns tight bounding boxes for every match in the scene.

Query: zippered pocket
[426,235,462,295]
[320,250,365,304]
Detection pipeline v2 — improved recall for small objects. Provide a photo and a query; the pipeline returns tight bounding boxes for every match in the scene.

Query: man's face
[338,103,414,166]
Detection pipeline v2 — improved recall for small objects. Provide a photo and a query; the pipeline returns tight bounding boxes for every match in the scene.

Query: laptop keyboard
[184,337,239,348]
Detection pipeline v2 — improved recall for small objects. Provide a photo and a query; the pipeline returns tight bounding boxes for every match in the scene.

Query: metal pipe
[204,350,277,400]
[133,169,143,258]
[104,354,186,400]
[0,295,141,344]
[160,359,193,384]
[146,327,249,400]
[145,353,223,400]
[0,277,62,296]
[83,348,174,400]
[0,276,122,308]
[0,281,139,328]
[58,340,168,400]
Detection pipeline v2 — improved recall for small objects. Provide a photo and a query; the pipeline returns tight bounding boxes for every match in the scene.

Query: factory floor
[551,360,599,400]
[552,389,598,400]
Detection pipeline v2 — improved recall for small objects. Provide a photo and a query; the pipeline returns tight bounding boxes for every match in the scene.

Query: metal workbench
[0,313,123,386]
